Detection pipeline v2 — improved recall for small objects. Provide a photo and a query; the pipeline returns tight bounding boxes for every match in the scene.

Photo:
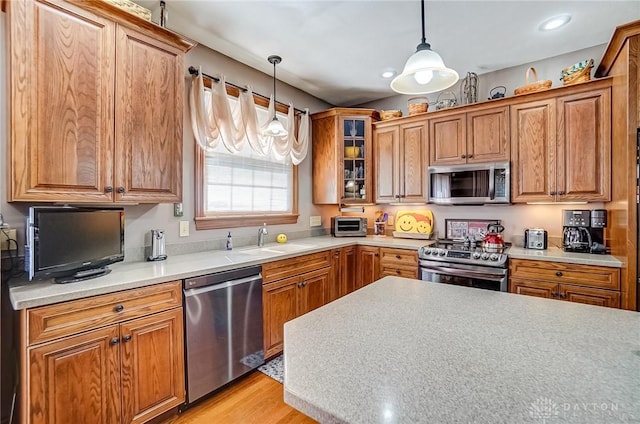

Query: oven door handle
[488,165,495,200]
[422,265,505,282]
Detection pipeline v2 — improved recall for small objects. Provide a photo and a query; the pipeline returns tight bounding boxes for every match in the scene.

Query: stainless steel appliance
[428,161,510,205]
[183,266,264,404]
[562,209,609,254]
[419,240,509,292]
[524,228,548,250]
[331,216,367,237]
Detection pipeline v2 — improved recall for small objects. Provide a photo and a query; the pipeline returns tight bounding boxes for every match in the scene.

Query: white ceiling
[135,1,640,106]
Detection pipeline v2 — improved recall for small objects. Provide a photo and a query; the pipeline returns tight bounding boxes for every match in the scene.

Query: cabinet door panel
[341,246,358,296]
[557,89,611,201]
[429,114,466,165]
[9,0,115,201]
[357,246,380,288]
[329,249,342,303]
[560,285,620,308]
[263,277,298,358]
[121,309,185,424]
[374,126,399,203]
[509,279,556,299]
[510,100,556,202]
[466,106,509,163]
[400,122,427,202]
[300,269,329,315]
[29,326,121,424]
[115,25,183,202]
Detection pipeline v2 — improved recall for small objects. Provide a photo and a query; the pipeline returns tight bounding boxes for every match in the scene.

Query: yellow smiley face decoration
[394,210,434,235]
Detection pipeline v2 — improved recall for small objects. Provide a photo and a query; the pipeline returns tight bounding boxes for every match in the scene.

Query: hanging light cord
[417,0,430,51]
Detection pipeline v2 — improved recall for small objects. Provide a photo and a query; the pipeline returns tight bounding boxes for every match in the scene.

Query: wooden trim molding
[596,19,640,77]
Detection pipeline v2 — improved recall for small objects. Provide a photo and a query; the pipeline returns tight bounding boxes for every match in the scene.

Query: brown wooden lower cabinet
[262,268,330,358]
[379,247,418,279]
[22,281,185,424]
[357,246,380,288]
[509,259,621,308]
[331,246,357,298]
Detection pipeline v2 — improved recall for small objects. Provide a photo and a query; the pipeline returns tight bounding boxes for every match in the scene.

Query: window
[195,94,298,230]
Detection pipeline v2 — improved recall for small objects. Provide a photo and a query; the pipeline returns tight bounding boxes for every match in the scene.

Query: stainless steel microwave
[428,162,510,205]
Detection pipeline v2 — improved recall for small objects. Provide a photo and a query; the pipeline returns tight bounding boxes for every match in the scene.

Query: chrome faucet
[258,223,268,247]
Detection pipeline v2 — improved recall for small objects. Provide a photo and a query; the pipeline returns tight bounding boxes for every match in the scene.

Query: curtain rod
[188,66,307,115]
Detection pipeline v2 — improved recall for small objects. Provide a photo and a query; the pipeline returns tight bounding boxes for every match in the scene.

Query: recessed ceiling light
[539,14,571,31]
[381,70,396,79]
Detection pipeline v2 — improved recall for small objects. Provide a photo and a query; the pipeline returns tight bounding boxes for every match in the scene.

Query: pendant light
[390,0,458,94]
[262,55,289,138]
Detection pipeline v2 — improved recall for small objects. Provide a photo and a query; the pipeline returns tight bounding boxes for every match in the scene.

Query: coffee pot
[148,229,167,261]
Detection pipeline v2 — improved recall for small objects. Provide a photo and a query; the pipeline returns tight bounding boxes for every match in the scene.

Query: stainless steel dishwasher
[183,265,264,404]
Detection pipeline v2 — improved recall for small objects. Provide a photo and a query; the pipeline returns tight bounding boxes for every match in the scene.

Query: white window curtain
[189,70,309,165]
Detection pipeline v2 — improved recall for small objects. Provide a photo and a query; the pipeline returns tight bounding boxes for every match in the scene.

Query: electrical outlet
[1,229,17,251]
[179,221,190,237]
[387,215,395,226]
[310,216,322,227]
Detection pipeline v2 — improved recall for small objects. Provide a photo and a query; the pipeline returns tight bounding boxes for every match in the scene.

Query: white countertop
[508,246,623,267]
[283,277,640,423]
[9,235,622,310]
[8,235,428,310]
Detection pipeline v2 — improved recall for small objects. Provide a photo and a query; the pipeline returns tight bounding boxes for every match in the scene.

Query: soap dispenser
[226,232,233,250]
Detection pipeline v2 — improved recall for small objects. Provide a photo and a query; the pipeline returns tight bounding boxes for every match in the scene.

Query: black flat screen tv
[25,206,125,283]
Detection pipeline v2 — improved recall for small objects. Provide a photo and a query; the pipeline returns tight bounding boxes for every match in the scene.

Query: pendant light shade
[263,55,288,138]
[390,0,458,94]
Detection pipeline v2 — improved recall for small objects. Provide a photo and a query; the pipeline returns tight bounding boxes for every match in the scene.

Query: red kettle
[484,223,505,253]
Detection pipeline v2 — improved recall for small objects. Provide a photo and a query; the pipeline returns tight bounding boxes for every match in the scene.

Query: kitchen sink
[233,243,316,256]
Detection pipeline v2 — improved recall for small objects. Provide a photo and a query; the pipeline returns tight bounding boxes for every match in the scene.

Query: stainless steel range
[419,240,509,291]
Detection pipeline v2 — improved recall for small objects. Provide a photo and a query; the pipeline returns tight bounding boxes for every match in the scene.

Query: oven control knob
[438,249,446,256]
[472,251,481,259]
[480,252,490,260]
[489,253,500,261]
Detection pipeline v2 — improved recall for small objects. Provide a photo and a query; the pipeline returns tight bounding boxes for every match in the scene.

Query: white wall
[0,11,332,260]
[359,44,607,114]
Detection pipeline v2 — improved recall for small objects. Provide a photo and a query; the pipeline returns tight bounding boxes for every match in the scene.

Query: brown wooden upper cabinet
[511,81,611,203]
[429,106,509,165]
[373,119,428,203]
[7,0,195,203]
[311,108,379,204]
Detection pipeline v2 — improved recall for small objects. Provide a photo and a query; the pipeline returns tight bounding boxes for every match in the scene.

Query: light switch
[179,221,190,237]
[310,216,322,227]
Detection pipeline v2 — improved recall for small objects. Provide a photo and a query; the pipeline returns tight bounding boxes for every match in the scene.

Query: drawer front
[262,250,331,283]
[509,259,620,290]
[379,248,418,266]
[27,281,182,345]
[380,266,418,279]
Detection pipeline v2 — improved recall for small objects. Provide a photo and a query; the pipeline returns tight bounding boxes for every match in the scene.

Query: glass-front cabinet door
[311,108,378,205]
[341,118,367,202]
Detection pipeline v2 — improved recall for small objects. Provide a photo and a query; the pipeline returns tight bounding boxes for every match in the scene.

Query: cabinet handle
[467,154,473,158]
[109,337,120,346]
[395,255,401,259]
[558,191,565,195]
[551,292,558,298]
[558,293,567,299]
[555,271,563,277]
[122,334,132,343]
[302,281,307,287]
[114,304,124,313]
[460,155,467,159]
[117,186,125,194]
[396,269,401,275]
[375,253,379,257]
[105,186,113,193]
[550,191,557,195]
[297,282,302,288]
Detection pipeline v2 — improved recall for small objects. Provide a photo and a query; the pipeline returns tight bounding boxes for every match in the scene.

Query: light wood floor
[165,371,317,424]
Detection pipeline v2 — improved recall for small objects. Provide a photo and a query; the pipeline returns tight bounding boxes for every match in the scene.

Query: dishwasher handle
[184,274,262,297]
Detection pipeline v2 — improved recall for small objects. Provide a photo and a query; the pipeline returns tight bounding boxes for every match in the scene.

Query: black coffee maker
[562,209,608,254]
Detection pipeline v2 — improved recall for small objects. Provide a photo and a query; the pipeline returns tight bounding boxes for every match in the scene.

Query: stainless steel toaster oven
[331,217,367,237]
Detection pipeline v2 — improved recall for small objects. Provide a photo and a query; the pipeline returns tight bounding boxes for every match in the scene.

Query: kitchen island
[283,277,640,423]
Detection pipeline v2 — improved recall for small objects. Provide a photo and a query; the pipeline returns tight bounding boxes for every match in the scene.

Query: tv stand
[54,267,112,284]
